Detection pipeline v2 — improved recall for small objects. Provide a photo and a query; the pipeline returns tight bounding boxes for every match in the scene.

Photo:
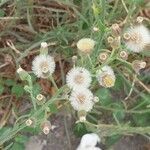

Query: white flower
[97,65,116,88]
[77,38,95,53]
[32,55,55,78]
[69,89,94,112]
[66,67,92,90]
[77,133,101,150]
[124,25,150,53]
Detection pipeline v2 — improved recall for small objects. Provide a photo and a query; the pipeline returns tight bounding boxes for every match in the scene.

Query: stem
[85,121,150,137]
[49,75,59,91]
[29,80,37,110]
[0,86,65,145]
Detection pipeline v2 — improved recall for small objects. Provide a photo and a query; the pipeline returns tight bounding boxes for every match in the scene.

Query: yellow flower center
[102,74,115,87]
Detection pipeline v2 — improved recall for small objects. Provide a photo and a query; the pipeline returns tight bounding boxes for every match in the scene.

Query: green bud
[40,42,48,55]
[17,67,31,81]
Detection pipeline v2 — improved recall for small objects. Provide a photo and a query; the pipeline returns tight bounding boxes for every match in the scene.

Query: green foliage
[0,84,4,95]
[73,123,88,137]
[95,88,112,106]
[11,84,24,97]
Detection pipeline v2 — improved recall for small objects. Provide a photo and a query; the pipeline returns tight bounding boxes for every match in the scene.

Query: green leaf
[0,84,4,94]
[5,79,16,86]
[10,142,24,150]
[133,113,150,126]
[106,135,122,147]
[15,135,28,144]
[32,83,41,97]
[111,103,125,121]
[95,88,112,106]
[113,75,124,91]
[73,123,88,137]
[49,103,58,113]
[0,9,5,17]
[11,84,24,97]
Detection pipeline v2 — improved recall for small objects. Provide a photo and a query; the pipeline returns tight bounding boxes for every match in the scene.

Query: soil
[25,110,150,150]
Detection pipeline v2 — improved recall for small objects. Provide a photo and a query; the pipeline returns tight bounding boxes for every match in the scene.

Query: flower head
[77,133,101,150]
[32,55,55,78]
[97,65,116,88]
[77,38,95,53]
[41,121,51,135]
[69,89,94,112]
[132,60,146,73]
[66,67,92,90]
[123,25,150,53]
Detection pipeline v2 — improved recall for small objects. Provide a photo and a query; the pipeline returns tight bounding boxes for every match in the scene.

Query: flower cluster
[66,67,94,115]
[66,39,116,121]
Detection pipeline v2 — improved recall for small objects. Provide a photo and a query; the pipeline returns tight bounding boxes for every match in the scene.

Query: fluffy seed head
[77,38,95,53]
[123,25,150,53]
[69,89,94,112]
[32,55,55,78]
[97,65,116,88]
[77,133,101,150]
[66,67,92,90]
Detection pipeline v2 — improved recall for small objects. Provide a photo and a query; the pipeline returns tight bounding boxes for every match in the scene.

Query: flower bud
[107,36,114,44]
[41,121,51,135]
[17,67,31,81]
[93,27,99,32]
[136,16,143,24]
[119,50,128,60]
[98,52,109,62]
[77,110,87,122]
[132,60,146,73]
[40,42,48,55]
[25,119,33,126]
[93,96,99,103]
[123,33,131,40]
[111,23,121,37]
[77,38,95,54]
[72,55,78,64]
[36,94,46,105]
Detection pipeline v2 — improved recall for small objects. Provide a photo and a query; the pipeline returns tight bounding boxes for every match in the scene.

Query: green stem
[85,121,150,137]
[49,75,59,91]
[0,86,65,145]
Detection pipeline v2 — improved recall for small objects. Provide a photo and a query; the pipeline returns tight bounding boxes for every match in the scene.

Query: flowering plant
[0,0,150,149]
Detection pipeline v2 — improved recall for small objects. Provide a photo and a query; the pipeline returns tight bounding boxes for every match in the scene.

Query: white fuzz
[77,133,101,150]
[32,55,55,78]
[41,42,48,48]
[77,38,95,53]
[69,89,94,112]
[124,25,150,53]
[17,67,23,73]
[66,67,91,90]
[97,65,116,88]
